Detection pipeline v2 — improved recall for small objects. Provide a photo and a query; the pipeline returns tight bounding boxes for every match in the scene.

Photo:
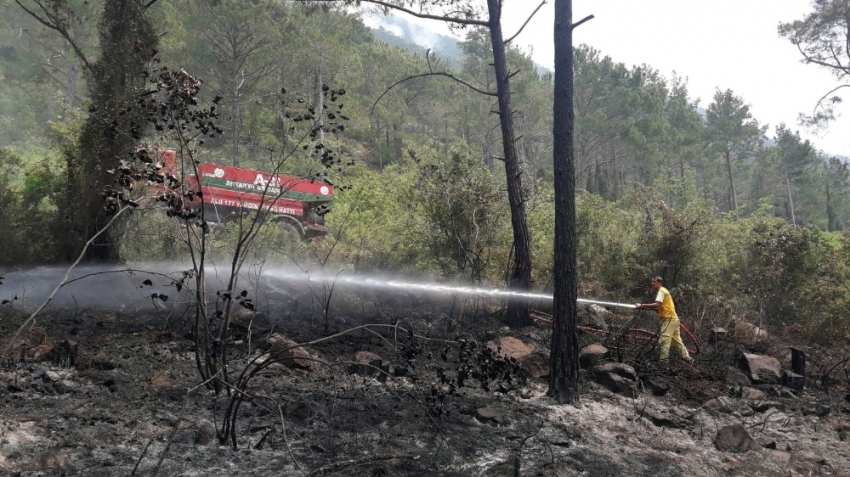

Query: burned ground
[1,279,849,476]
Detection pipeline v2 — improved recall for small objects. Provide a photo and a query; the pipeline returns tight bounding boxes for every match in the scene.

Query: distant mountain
[366,14,552,77]
[368,15,463,61]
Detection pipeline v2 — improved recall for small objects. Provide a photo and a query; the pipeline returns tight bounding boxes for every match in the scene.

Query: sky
[362,1,850,157]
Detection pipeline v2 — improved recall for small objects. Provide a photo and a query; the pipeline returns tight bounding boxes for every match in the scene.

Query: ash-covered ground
[1,266,848,476]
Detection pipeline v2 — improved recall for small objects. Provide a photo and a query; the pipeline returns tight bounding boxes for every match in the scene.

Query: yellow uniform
[654,287,690,361]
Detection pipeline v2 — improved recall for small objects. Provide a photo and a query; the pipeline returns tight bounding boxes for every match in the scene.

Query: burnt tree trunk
[549,0,580,404]
[64,0,158,262]
[486,0,531,328]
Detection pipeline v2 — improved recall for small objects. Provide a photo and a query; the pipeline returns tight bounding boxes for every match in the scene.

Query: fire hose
[531,298,701,356]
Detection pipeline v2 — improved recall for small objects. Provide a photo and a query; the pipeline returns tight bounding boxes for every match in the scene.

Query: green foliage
[4,1,850,341]
[0,148,64,264]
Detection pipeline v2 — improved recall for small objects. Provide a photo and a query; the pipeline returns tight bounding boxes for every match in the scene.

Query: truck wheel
[276,219,305,241]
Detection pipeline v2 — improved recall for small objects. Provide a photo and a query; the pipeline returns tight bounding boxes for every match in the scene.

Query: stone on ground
[487,336,550,379]
[593,363,637,398]
[738,353,781,384]
[579,343,610,369]
[268,334,322,372]
[713,424,759,453]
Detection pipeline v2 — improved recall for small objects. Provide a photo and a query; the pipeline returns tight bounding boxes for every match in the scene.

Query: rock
[517,349,550,379]
[641,377,669,396]
[146,370,171,388]
[722,455,744,472]
[268,334,322,373]
[759,438,777,449]
[703,396,738,414]
[579,343,610,369]
[31,344,55,362]
[768,450,791,465]
[594,362,637,381]
[489,336,533,356]
[731,385,765,400]
[595,373,637,398]
[726,367,751,387]
[577,303,610,329]
[195,420,216,445]
[739,387,766,400]
[30,449,70,472]
[645,407,693,429]
[738,353,781,384]
[44,370,61,382]
[354,350,382,363]
[713,424,759,453]
[487,337,550,379]
[231,309,271,335]
[710,327,727,343]
[803,402,831,417]
[92,352,115,370]
[593,363,637,398]
[475,407,504,423]
[792,451,831,475]
[781,369,805,391]
[734,320,769,344]
[349,351,389,379]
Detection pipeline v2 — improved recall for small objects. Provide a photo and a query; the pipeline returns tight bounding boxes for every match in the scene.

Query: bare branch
[13,0,92,71]
[505,0,547,45]
[371,71,496,115]
[811,83,850,115]
[572,14,595,30]
[297,0,488,27]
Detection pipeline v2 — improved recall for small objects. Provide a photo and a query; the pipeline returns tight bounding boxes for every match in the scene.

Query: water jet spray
[263,268,636,309]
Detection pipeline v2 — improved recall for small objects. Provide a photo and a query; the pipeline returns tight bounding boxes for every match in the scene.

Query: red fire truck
[156,149,333,238]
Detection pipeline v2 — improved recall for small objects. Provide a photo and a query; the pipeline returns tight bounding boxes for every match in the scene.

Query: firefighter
[635,276,693,364]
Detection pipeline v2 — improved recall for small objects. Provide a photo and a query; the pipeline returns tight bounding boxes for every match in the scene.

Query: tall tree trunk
[785,173,796,228]
[827,181,838,231]
[315,67,326,174]
[549,0,580,404]
[66,0,158,262]
[232,70,241,167]
[724,149,738,210]
[486,0,531,328]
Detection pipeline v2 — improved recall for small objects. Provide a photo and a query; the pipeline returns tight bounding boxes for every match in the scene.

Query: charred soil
[1,294,849,476]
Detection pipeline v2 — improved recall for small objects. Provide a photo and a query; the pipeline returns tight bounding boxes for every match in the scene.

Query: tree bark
[549,0,580,404]
[785,173,796,228]
[486,0,531,328]
[232,69,242,167]
[827,181,838,231]
[724,148,738,210]
[70,0,158,262]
